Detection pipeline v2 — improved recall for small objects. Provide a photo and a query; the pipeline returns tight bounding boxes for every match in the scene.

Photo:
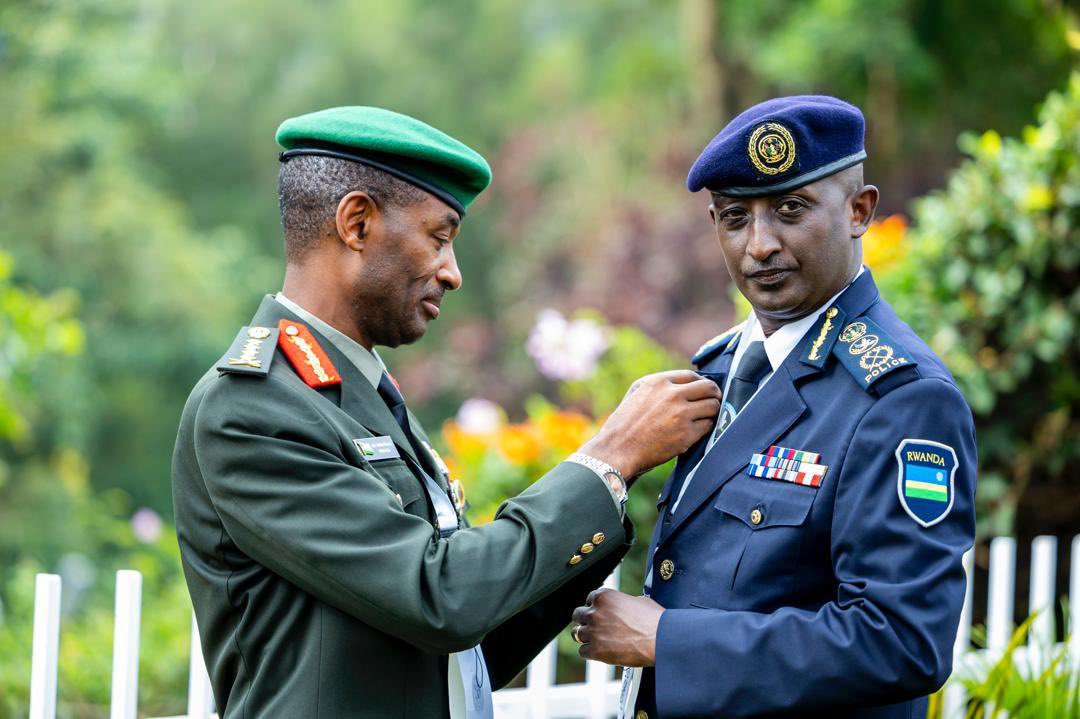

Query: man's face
[709,173,864,328]
[351,195,462,348]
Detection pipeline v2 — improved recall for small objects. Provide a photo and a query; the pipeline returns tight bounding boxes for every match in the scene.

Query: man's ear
[336,191,378,251]
[850,184,879,238]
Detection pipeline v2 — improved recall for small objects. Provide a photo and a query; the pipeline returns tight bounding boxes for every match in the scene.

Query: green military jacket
[172,296,632,718]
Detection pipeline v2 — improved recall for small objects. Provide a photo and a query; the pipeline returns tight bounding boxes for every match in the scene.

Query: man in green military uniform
[172,106,721,718]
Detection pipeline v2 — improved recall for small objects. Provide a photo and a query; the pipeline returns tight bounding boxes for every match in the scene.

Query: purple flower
[132,507,163,543]
[455,398,504,434]
[526,309,611,381]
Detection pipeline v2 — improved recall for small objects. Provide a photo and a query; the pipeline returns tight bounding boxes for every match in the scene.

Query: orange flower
[862,214,908,274]
[497,424,544,465]
[534,409,595,456]
[443,455,464,481]
[441,420,490,462]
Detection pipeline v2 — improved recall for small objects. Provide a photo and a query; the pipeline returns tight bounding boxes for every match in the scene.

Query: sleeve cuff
[566,455,626,519]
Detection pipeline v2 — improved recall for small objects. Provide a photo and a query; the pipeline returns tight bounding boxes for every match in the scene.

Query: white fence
[25,535,1080,719]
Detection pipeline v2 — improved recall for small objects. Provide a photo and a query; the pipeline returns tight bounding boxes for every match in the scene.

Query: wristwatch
[567,452,628,507]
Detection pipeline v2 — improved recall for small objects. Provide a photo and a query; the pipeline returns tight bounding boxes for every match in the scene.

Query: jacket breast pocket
[366,459,426,513]
[693,475,816,609]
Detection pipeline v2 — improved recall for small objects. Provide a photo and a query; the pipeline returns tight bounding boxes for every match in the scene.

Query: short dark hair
[277,155,427,263]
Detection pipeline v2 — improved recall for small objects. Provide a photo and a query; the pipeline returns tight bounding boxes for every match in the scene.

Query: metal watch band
[567,452,627,504]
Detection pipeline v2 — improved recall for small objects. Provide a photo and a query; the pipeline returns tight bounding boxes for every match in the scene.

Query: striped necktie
[715,341,771,439]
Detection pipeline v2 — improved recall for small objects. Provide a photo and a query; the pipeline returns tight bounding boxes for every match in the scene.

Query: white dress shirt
[669,266,865,515]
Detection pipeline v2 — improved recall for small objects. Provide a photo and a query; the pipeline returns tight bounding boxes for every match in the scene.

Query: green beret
[276,106,492,216]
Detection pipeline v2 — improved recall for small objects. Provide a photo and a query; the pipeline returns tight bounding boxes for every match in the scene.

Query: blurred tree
[0,0,277,511]
[0,251,87,584]
[2,0,1074,511]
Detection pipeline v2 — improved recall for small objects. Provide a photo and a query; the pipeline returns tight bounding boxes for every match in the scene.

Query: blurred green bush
[879,73,1080,538]
[928,613,1080,718]
[0,254,191,718]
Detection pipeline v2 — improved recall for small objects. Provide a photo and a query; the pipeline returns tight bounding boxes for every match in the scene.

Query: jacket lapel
[655,368,730,511]
[249,295,424,469]
[659,363,806,544]
[655,269,885,545]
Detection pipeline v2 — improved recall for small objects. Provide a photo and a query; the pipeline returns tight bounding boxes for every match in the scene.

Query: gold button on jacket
[750,508,764,526]
[659,558,675,580]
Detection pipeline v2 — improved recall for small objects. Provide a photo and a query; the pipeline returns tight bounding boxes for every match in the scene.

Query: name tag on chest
[353,436,400,461]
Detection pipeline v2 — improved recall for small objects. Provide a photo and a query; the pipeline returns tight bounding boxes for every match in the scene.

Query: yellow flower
[1021,184,1054,212]
[862,214,908,274]
[497,424,543,465]
[978,130,1002,157]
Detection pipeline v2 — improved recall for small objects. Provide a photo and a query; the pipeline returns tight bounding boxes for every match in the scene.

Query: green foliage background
[0,0,1076,715]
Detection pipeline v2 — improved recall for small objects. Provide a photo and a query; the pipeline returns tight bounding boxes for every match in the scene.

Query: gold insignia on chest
[748,122,796,175]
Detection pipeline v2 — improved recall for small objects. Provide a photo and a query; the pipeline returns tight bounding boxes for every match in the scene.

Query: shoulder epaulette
[691,324,742,367]
[831,315,919,394]
[277,319,342,388]
[216,326,279,377]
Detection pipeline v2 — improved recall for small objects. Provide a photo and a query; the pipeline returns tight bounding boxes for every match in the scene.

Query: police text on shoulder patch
[832,315,917,390]
[895,438,957,527]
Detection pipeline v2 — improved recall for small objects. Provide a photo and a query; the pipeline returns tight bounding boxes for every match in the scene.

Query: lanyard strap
[399,450,460,538]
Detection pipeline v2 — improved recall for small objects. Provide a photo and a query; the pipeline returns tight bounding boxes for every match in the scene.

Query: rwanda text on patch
[895,438,957,527]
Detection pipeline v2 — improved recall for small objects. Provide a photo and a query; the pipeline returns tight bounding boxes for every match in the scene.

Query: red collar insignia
[277,320,342,388]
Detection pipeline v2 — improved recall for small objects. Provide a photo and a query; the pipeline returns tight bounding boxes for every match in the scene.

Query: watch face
[604,471,627,501]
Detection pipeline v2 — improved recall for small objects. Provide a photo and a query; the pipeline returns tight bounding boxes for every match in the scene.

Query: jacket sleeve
[191,374,630,655]
[653,377,977,717]
[481,516,633,689]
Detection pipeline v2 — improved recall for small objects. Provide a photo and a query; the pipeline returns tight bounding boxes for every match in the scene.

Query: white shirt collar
[274,292,386,388]
[733,265,865,372]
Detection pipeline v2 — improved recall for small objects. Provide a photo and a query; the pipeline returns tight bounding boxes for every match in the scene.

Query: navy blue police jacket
[635,271,977,718]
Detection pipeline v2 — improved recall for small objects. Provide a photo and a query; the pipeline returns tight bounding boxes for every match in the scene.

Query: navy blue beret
[687,95,867,197]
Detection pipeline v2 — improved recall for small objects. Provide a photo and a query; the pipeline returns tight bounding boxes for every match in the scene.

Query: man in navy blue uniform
[571,96,977,718]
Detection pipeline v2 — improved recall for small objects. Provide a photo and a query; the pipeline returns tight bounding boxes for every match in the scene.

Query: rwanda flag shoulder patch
[895,438,957,528]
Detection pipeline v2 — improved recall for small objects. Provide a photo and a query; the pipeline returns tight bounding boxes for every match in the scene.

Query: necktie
[714,341,771,439]
[376,372,493,719]
[376,372,459,537]
[376,372,411,436]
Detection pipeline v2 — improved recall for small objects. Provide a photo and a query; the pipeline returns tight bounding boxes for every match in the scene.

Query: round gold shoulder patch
[247,326,271,340]
[748,122,796,176]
